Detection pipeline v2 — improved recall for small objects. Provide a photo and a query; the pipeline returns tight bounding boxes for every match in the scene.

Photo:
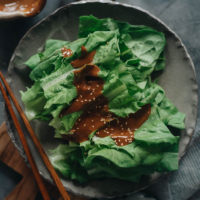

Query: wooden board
[0,122,89,200]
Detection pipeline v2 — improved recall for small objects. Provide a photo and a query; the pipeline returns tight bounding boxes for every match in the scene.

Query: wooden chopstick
[0,79,51,200]
[0,71,70,200]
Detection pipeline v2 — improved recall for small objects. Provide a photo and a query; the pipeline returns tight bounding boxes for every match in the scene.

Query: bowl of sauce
[0,0,47,19]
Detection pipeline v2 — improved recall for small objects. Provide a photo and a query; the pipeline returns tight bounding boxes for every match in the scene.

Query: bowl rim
[5,0,199,198]
[0,11,26,19]
[0,0,47,19]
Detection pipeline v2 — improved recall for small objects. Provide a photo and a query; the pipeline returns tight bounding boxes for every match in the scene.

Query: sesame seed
[81,100,83,102]
[98,99,100,100]
[77,128,79,129]
[76,122,77,124]
[92,120,94,122]
[77,85,79,88]
[79,119,81,121]
[76,99,79,101]
[106,128,107,130]
[96,132,99,135]
[121,143,123,146]
[119,139,121,142]
[90,93,93,95]
[84,124,86,126]
[104,105,106,107]
[125,139,127,142]
[121,133,123,135]
[104,121,106,124]
[111,128,113,130]
[96,85,99,87]
[92,125,94,128]
[99,106,101,108]
[120,125,123,127]
[76,74,78,76]
[122,128,124,130]
[126,122,127,125]
[88,111,90,113]
[93,98,95,100]
[89,100,91,102]
[80,95,82,98]
[96,106,97,108]
[85,99,87,101]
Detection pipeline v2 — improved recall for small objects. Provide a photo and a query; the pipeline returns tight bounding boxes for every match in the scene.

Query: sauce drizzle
[60,64,104,117]
[71,46,96,69]
[61,47,73,58]
[97,104,151,146]
[60,62,151,146]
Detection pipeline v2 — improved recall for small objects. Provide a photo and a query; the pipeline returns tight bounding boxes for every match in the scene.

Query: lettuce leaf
[157,96,186,129]
[21,15,185,184]
[24,39,70,70]
[41,64,76,109]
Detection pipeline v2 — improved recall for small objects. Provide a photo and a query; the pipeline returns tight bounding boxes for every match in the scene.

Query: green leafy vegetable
[20,15,185,184]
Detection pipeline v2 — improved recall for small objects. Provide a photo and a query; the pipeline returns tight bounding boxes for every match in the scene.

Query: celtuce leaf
[21,15,185,184]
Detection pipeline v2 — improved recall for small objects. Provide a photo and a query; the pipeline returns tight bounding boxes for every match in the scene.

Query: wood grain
[0,71,70,200]
[0,122,39,200]
[0,122,89,200]
[0,78,51,200]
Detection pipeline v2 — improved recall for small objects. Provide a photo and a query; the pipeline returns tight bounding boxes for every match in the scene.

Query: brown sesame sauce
[70,46,96,69]
[0,0,46,16]
[59,64,104,117]
[62,98,115,144]
[97,104,151,146]
[61,47,73,58]
[59,63,151,147]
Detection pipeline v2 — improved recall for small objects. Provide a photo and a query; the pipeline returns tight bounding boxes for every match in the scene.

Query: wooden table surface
[0,122,88,200]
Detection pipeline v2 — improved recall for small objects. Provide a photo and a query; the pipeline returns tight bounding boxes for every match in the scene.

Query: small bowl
[0,0,46,20]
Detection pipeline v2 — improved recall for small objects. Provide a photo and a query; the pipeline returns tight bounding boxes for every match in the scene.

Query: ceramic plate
[4,1,198,198]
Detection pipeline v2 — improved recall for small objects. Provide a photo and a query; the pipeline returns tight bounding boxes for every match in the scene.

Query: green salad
[20,15,185,183]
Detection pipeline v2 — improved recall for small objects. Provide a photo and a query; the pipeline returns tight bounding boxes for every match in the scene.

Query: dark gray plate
[4,1,198,198]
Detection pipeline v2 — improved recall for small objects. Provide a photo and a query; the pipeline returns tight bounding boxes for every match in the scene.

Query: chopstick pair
[0,71,70,200]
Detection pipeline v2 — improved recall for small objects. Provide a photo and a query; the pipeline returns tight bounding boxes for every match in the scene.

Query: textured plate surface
[4,1,198,198]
